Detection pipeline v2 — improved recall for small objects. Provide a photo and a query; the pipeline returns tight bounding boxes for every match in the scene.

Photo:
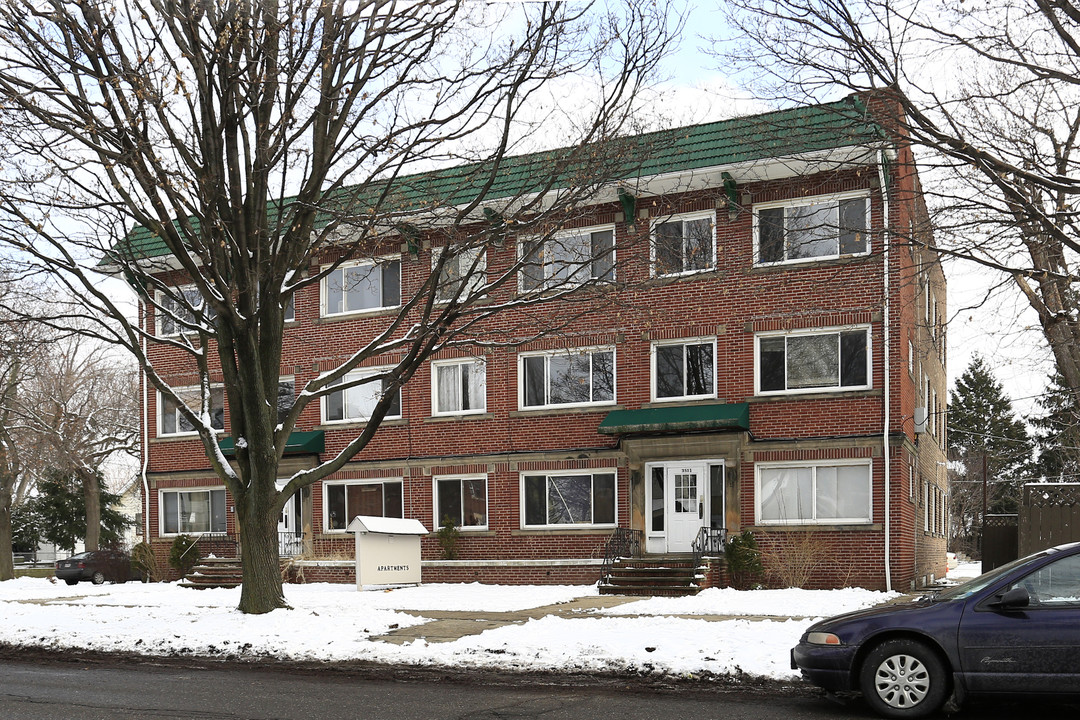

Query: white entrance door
[666,463,706,552]
[278,492,299,556]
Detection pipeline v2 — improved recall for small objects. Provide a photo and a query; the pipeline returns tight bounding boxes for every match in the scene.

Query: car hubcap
[874,653,930,708]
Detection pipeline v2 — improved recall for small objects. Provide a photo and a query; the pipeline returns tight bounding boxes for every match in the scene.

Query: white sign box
[347,515,428,590]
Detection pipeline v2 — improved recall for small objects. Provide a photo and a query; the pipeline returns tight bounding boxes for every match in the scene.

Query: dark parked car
[792,541,1080,718]
[55,550,135,586]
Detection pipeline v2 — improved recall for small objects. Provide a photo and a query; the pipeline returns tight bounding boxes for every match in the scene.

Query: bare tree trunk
[235,475,286,614]
[0,473,13,581]
[80,467,101,551]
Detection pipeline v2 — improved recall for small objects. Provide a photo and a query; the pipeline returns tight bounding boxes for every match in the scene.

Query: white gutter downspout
[879,150,893,593]
[140,297,151,541]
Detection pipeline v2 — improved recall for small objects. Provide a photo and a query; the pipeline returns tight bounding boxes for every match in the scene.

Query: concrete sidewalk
[371,594,823,645]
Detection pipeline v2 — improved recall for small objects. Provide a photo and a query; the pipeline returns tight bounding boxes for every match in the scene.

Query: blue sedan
[792,542,1080,718]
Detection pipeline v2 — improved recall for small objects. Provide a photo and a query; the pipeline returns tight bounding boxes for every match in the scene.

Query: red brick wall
[141,158,943,590]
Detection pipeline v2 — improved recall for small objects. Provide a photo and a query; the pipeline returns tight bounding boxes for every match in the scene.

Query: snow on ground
[947,560,983,581]
[598,586,899,618]
[0,577,927,680]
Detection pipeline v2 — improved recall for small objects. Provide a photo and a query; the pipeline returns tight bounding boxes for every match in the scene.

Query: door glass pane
[651,467,664,532]
[709,465,724,529]
[674,473,698,514]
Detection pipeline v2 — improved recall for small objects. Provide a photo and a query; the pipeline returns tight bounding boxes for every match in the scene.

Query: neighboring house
[130,93,947,591]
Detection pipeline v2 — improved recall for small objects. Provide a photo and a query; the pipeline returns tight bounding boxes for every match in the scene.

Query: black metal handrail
[691,526,727,573]
[193,532,240,559]
[278,531,305,558]
[598,527,642,586]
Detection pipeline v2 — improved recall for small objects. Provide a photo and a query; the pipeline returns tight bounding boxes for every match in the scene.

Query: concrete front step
[598,584,702,597]
[180,557,243,589]
[600,556,705,596]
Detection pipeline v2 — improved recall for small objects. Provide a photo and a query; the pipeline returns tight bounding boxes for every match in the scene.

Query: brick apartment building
[134,93,948,592]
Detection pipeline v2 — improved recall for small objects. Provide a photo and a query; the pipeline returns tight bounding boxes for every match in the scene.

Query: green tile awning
[218,430,325,456]
[598,403,750,435]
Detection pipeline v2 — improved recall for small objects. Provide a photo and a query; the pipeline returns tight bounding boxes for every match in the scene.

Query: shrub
[437,516,460,560]
[131,541,163,582]
[168,534,201,577]
[725,530,764,590]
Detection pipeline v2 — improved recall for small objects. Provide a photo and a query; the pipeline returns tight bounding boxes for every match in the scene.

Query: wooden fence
[1019,483,1080,557]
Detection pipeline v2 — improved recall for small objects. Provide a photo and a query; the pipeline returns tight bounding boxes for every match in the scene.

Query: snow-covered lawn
[0,576,921,680]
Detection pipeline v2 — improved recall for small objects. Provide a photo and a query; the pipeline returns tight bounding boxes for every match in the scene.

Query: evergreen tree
[1032,373,1080,483]
[948,357,1033,555]
[27,468,130,553]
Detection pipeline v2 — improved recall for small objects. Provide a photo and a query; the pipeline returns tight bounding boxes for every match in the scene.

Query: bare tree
[18,334,139,551]
[0,1,677,612]
[0,275,48,580]
[717,0,1080,409]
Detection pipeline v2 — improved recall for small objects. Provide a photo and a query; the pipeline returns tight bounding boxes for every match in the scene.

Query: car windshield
[936,548,1058,600]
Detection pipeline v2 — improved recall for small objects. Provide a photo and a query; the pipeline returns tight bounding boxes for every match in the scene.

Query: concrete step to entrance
[179,557,243,589]
[599,556,704,597]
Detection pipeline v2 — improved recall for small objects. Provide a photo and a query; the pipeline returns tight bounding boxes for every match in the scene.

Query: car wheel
[91,571,105,585]
[64,579,78,586]
[859,639,948,719]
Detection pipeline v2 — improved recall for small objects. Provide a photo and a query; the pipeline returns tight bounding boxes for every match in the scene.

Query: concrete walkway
[370,594,823,645]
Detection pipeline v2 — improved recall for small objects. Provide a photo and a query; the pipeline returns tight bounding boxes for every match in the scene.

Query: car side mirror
[989,586,1029,611]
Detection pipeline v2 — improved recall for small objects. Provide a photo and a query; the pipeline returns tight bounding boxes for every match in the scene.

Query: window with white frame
[323,370,401,423]
[324,479,403,531]
[159,387,225,436]
[433,246,486,301]
[521,348,614,409]
[520,226,614,291]
[160,488,226,535]
[521,471,616,527]
[432,358,486,415]
[435,476,488,529]
[653,339,715,400]
[156,286,215,336]
[756,192,869,264]
[757,327,870,394]
[652,211,715,275]
[756,461,872,524]
[322,259,401,315]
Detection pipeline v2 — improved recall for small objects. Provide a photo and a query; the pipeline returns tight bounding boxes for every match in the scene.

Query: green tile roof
[597,402,750,435]
[111,95,882,263]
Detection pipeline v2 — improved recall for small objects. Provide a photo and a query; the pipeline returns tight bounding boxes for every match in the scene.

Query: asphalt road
[1,655,1078,720]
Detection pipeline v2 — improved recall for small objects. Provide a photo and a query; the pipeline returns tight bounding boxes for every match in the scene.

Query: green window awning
[598,403,749,435]
[218,430,325,456]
